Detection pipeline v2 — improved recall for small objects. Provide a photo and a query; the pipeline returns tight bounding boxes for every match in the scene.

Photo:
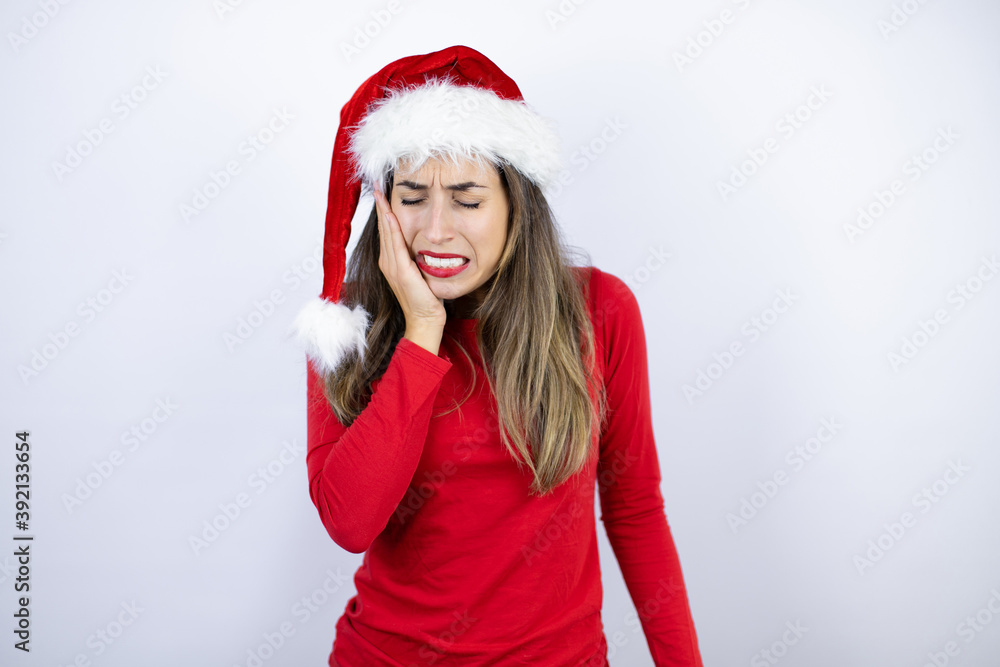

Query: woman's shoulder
[569,266,643,349]
[571,265,638,312]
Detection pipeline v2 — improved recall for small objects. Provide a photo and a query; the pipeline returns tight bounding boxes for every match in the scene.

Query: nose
[422,194,454,244]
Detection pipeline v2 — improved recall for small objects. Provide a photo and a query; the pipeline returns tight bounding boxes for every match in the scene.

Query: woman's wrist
[404,325,444,356]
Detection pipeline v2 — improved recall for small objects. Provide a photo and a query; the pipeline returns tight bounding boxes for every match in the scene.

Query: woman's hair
[319,158,608,496]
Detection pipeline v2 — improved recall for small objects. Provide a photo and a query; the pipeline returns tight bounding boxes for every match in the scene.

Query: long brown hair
[320,159,608,496]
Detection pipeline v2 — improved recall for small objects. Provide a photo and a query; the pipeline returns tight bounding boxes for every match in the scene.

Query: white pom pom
[290,297,370,374]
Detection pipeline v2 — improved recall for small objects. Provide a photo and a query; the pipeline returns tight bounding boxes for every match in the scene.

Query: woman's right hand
[373,186,447,333]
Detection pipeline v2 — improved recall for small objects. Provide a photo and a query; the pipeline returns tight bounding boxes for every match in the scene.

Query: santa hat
[291,45,563,375]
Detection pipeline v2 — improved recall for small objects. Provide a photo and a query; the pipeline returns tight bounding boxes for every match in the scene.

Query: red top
[306,266,704,666]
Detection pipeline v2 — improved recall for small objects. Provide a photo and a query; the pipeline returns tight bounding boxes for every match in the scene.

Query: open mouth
[418,254,469,269]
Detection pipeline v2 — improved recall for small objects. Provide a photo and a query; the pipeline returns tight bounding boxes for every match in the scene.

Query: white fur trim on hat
[291,297,370,375]
[348,77,563,190]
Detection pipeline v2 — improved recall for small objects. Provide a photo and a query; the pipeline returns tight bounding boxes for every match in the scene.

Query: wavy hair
[319,160,607,496]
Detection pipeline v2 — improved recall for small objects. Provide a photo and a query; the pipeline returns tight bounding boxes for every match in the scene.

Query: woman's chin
[434,289,467,303]
[427,279,471,302]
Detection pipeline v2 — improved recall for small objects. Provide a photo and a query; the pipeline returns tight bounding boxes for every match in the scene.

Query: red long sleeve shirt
[306,266,703,666]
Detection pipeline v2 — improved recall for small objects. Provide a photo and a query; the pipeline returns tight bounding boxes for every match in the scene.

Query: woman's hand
[373,186,447,334]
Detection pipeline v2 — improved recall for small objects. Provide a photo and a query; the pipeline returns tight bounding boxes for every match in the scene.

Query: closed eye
[400,198,480,210]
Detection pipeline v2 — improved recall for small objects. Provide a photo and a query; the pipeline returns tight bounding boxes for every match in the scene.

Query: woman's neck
[448,290,483,319]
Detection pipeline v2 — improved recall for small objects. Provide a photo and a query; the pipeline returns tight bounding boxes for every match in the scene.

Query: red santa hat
[292,45,563,375]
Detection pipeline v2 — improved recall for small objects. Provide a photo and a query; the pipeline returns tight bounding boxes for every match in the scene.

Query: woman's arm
[596,270,704,667]
[305,336,452,553]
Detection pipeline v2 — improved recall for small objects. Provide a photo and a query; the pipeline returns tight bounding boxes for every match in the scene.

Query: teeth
[422,255,466,268]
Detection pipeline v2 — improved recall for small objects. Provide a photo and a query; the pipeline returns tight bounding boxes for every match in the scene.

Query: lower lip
[417,255,470,278]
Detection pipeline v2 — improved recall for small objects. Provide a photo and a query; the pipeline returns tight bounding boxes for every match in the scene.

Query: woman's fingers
[374,187,395,275]
[375,186,408,290]
[377,188,414,278]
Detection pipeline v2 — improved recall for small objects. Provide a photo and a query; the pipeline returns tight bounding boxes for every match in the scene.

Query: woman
[294,45,704,666]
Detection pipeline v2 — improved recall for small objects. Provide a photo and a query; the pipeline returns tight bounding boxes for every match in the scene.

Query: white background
[2,0,999,665]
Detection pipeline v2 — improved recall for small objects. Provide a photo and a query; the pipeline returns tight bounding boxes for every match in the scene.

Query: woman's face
[389,156,509,306]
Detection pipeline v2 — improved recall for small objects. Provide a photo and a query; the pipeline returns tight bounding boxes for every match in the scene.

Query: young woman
[294,45,704,667]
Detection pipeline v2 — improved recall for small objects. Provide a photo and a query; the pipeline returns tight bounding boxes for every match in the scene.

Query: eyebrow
[395,180,487,192]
